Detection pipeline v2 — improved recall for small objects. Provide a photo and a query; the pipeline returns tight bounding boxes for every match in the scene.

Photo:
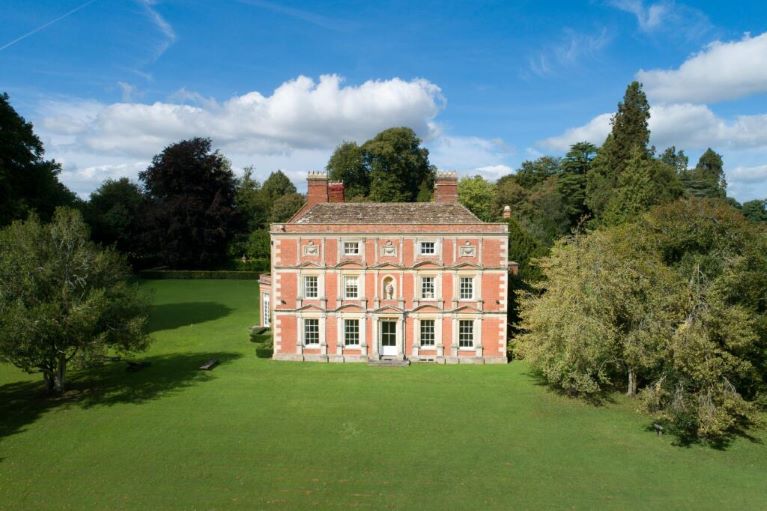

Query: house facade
[259,171,510,364]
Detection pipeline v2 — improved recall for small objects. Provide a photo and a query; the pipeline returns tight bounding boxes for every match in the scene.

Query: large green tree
[0,209,149,394]
[364,127,433,202]
[602,148,683,226]
[139,138,240,269]
[457,175,498,221]
[261,170,297,203]
[741,199,767,222]
[587,81,652,219]
[84,178,145,263]
[0,92,77,225]
[682,148,727,198]
[518,198,766,441]
[558,142,596,226]
[326,141,368,199]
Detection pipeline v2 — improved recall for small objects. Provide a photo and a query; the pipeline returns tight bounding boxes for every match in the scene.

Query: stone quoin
[259,171,511,364]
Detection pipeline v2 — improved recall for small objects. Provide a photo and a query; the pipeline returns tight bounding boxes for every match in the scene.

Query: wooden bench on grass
[199,358,219,370]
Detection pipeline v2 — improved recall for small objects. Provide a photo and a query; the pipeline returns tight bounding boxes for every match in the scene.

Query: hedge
[137,270,264,280]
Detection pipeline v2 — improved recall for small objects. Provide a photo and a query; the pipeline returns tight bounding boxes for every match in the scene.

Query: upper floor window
[344,319,360,346]
[459,276,474,300]
[344,275,359,299]
[421,276,435,299]
[420,320,435,346]
[344,241,360,256]
[419,241,436,255]
[304,276,318,298]
[458,320,474,348]
[304,318,319,345]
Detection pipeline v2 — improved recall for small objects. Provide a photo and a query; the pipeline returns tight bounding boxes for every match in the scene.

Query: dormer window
[419,241,435,255]
[344,241,360,256]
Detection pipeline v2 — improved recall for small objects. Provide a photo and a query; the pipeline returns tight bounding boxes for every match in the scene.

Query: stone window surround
[452,316,482,354]
[416,238,440,257]
[339,270,365,301]
[342,238,362,257]
[338,312,366,350]
[299,313,325,349]
[298,270,324,300]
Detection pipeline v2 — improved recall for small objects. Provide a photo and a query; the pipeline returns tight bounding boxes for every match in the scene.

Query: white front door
[380,320,398,357]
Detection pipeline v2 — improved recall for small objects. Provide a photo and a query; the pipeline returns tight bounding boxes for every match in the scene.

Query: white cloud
[428,136,514,180]
[138,0,176,62]
[607,0,711,38]
[539,113,612,151]
[609,0,667,31]
[529,28,610,76]
[539,105,767,201]
[540,104,767,153]
[638,32,767,103]
[727,165,767,202]
[36,74,447,195]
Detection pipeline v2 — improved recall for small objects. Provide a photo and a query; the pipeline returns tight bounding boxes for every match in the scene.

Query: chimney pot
[502,205,511,219]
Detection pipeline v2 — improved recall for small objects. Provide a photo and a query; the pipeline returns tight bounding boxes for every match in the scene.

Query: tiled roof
[292,202,485,224]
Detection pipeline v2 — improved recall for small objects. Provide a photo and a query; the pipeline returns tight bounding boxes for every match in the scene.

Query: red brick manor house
[259,171,511,364]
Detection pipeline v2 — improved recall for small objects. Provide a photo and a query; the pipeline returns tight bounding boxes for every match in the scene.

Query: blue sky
[2,0,767,201]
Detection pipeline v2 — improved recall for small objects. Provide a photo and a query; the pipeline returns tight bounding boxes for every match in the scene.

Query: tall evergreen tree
[558,142,596,226]
[660,146,689,175]
[683,148,726,198]
[586,81,652,219]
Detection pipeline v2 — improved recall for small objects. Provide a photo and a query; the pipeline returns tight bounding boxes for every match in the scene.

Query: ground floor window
[420,319,435,346]
[458,320,474,348]
[344,319,360,346]
[304,318,319,345]
[262,294,270,327]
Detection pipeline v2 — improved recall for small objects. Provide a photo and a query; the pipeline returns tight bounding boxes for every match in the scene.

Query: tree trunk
[626,368,637,397]
[47,355,67,395]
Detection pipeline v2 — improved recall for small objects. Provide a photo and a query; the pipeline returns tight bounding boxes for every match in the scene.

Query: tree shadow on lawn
[147,302,233,333]
[522,368,762,450]
[522,368,616,406]
[0,351,241,454]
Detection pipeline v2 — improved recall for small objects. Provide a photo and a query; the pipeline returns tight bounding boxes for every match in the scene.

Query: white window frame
[418,240,436,256]
[304,318,320,346]
[420,276,436,300]
[419,319,435,347]
[262,293,270,327]
[344,275,359,299]
[459,276,474,300]
[344,318,360,346]
[343,240,361,256]
[303,275,318,299]
[458,319,474,348]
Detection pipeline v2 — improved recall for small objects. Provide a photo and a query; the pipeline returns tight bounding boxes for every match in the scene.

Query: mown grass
[1,279,765,510]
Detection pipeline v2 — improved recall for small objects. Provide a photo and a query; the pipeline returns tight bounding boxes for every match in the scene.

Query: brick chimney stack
[306,171,329,207]
[434,171,458,203]
[328,181,345,203]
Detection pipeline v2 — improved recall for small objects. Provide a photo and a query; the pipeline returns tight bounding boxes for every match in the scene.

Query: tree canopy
[517,199,767,441]
[139,138,240,269]
[0,92,77,226]
[324,127,434,203]
[0,209,149,394]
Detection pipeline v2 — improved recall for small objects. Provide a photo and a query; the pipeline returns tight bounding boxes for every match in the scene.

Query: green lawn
[1,279,766,510]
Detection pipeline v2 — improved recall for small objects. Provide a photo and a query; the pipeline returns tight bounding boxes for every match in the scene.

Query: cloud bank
[638,32,767,103]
